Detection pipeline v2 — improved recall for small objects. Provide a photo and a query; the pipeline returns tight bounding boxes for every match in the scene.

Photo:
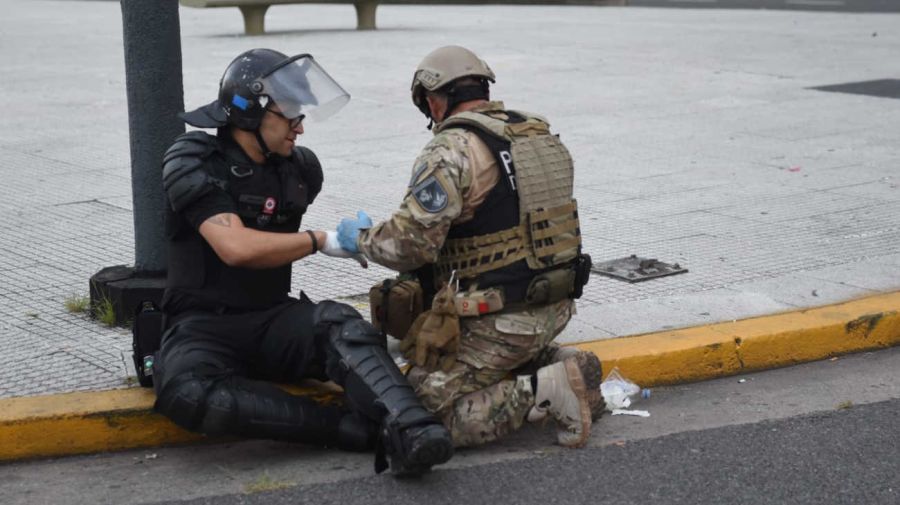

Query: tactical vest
[162,131,322,314]
[430,109,582,303]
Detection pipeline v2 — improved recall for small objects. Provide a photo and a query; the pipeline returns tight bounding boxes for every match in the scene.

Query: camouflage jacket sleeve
[358,130,473,272]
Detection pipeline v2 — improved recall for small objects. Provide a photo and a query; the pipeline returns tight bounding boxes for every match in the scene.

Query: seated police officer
[154,48,453,476]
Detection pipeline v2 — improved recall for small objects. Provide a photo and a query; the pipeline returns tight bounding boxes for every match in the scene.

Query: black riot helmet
[181,48,350,131]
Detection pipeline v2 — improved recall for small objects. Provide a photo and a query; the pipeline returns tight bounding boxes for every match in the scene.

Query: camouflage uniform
[359,101,575,447]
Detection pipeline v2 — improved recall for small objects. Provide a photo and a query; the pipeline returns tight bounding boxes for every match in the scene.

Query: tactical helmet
[411,46,495,117]
[181,48,350,130]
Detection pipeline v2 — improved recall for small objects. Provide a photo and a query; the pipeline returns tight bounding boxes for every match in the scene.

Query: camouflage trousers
[407,299,574,448]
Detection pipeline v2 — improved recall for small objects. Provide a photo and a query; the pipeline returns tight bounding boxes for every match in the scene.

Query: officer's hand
[336,210,373,254]
[321,231,368,268]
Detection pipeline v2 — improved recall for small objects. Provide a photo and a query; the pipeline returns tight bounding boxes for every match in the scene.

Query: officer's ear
[425,93,448,123]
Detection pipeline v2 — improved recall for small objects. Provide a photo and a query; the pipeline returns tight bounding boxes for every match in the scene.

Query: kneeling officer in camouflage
[336,46,603,448]
[153,48,452,476]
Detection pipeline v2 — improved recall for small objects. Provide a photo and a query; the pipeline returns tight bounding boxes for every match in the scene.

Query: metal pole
[120,0,185,273]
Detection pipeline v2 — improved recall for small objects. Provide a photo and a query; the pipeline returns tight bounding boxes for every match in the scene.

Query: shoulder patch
[412,175,449,214]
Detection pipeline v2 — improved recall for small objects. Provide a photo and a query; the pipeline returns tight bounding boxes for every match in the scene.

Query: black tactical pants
[153,298,353,447]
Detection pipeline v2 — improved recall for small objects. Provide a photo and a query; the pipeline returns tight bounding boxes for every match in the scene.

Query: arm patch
[162,131,218,213]
[412,175,449,214]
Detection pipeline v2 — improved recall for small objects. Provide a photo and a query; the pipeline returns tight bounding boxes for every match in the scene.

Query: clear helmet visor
[256,55,350,122]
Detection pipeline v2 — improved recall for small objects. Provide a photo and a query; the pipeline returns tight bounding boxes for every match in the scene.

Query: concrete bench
[180,0,626,35]
[181,0,379,34]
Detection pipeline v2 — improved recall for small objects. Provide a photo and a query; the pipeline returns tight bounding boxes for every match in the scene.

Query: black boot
[379,419,453,477]
[313,302,454,476]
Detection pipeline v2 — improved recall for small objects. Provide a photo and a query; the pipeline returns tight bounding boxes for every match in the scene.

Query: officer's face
[260,105,305,157]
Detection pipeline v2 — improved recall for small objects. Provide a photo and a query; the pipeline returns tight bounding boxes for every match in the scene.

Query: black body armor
[161,130,323,313]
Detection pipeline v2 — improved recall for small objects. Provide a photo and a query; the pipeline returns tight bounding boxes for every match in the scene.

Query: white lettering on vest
[499,150,516,191]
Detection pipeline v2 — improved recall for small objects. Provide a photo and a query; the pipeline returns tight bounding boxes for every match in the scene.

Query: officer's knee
[154,373,236,436]
[325,319,386,379]
[312,300,363,329]
[198,386,238,436]
[334,318,384,347]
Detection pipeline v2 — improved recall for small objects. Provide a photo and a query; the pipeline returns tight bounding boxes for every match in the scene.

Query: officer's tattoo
[207,214,232,228]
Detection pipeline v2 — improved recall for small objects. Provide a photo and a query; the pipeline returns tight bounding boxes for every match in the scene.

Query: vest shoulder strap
[437,109,550,141]
[292,146,323,204]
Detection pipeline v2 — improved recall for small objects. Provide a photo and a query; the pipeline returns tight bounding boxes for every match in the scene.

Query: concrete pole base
[89,266,166,327]
[355,2,377,30]
[239,4,269,35]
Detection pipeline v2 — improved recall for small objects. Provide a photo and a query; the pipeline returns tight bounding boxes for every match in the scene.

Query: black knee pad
[199,385,239,436]
[153,372,220,433]
[323,316,386,383]
[312,301,363,330]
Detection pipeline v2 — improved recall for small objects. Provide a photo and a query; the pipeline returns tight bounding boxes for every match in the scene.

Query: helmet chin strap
[254,129,277,159]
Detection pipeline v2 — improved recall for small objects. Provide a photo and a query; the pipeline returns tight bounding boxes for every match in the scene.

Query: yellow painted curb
[0,383,339,462]
[576,291,900,387]
[1,292,898,462]
[0,389,201,461]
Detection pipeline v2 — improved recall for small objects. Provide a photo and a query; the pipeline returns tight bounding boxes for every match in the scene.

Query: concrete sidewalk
[0,0,898,412]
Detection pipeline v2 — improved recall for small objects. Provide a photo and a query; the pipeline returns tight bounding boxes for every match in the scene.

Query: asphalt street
[160,399,900,505]
[3,348,898,504]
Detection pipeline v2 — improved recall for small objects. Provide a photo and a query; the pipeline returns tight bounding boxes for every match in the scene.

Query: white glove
[321,231,368,268]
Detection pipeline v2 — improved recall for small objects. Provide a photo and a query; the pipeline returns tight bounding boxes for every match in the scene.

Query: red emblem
[263,197,276,215]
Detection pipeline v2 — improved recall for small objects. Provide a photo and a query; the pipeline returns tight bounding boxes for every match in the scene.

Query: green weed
[64,294,90,314]
[95,297,117,327]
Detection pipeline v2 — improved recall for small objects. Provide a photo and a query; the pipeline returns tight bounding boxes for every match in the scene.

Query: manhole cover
[592,255,688,283]
[809,79,900,99]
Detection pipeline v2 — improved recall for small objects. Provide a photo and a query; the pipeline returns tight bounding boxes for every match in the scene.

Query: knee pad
[312,301,363,330]
[323,318,386,384]
[154,372,222,433]
[198,386,239,436]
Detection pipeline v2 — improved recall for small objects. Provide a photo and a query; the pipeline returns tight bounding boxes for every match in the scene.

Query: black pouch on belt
[572,253,592,299]
[132,301,164,388]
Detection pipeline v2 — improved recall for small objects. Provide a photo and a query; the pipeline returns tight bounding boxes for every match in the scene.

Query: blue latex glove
[337,210,373,253]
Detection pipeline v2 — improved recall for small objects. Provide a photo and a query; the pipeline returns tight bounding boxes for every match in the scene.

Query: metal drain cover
[809,79,900,100]
[592,255,688,283]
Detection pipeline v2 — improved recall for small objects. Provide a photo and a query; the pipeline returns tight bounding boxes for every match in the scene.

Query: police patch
[413,175,449,213]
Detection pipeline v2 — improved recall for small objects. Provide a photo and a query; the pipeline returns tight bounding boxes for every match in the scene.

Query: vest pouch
[369,278,424,340]
[525,267,575,306]
[132,301,164,388]
[400,281,460,373]
[525,200,581,269]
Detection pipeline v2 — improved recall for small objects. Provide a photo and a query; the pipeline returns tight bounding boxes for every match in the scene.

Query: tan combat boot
[527,358,593,448]
[549,347,606,420]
